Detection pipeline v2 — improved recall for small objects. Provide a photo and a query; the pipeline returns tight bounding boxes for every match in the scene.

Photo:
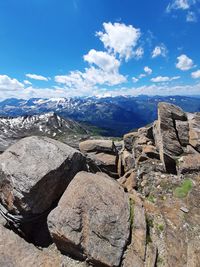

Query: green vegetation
[147,194,156,203]
[174,179,193,198]
[156,223,165,233]
[129,198,135,228]
[157,256,164,266]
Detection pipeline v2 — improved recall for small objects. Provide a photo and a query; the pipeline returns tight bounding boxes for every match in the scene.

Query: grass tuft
[174,179,193,198]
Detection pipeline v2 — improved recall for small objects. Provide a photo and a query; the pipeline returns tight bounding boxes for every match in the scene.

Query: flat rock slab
[48,171,130,267]
[0,136,86,215]
[79,139,116,154]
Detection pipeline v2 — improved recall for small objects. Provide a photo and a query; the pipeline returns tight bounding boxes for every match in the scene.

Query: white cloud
[144,66,152,75]
[151,76,180,82]
[104,83,200,97]
[133,47,144,59]
[55,66,126,89]
[166,0,191,12]
[84,67,126,85]
[152,44,167,58]
[191,69,200,79]
[176,54,194,71]
[83,49,120,72]
[96,22,141,61]
[132,77,139,83]
[186,11,197,22]
[24,80,32,85]
[26,73,49,81]
[0,75,24,91]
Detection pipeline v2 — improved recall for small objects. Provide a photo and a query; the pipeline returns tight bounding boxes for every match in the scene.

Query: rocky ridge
[0,102,200,267]
[0,112,90,152]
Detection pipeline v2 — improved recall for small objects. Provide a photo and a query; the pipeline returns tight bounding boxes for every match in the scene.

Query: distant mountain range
[1,95,200,137]
[0,112,91,152]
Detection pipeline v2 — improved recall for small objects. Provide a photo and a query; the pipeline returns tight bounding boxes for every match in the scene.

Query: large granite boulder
[153,103,187,173]
[0,136,86,216]
[48,171,130,267]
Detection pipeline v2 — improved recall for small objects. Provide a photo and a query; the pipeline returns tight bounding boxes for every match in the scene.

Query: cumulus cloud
[96,22,141,61]
[176,54,194,70]
[152,44,167,58]
[55,66,126,89]
[0,75,24,91]
[83,49,120,72]
[191,69,200,79]
[144,66,152,75]
[151,76,180,82]
[26,73,49,81]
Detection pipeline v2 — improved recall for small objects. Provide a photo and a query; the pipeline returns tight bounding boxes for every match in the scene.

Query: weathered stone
[118,170,137,192]
[48,171,130,267]
[122,150,135,172]
[132,197,146,260]
[175,120,189,147]
[186,145,199,154]
[142,145,160,160]
[123,132,138,151]
[188,113,200,152]
[153,103,186,173]
[123,191,146,267]
[114,140,124,152]
[123,251,144,267]
[86,152,118,178]
[0,224,87,267]
[136,154,149,165]
[79,139,116,154]
[180,207,189,213]
[178,154,200,174]
[138,126,154,141]
[0,136,86,215]
[145,244,157,267]
[117,152,124,177]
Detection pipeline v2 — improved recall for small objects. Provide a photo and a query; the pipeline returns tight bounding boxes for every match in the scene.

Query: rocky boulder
[0,136,86,215]
[153,102,187,173]
[48,171,130,267]
[79,139,116,154]
[79,139,118,178]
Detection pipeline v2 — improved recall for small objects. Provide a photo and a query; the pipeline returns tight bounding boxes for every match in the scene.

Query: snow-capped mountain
[0,112,89,152]
[1,95,200,137]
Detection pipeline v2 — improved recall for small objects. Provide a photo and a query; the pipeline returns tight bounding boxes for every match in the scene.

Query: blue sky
[0,0,200,99]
